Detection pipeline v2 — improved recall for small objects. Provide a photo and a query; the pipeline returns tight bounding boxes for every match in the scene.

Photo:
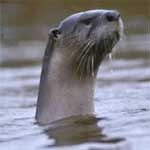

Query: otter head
[49,10,123,79]
[49,9,123,78]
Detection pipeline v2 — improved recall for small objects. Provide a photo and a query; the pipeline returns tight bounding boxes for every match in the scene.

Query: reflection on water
[43,115,124,147]
[0,0,150,150]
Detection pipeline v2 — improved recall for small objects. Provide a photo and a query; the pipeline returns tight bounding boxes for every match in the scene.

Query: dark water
[0,1,150,150]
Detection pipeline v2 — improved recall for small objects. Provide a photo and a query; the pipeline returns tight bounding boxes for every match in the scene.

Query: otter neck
[36,45,95,124]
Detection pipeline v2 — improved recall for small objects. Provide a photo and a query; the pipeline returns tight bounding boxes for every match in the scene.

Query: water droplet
[108,53,113,73]
[108,53,112,60]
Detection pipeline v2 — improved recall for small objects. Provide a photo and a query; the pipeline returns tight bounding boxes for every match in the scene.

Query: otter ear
[49,28,61,39]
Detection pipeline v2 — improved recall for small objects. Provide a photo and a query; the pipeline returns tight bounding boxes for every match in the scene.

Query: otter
[36,9,123,125]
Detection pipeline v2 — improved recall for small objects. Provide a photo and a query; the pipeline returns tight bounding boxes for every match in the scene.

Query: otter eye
[83,20,91,25]
[81,18,92,25]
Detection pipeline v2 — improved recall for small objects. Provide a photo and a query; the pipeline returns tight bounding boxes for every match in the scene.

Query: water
[0,0,149,150]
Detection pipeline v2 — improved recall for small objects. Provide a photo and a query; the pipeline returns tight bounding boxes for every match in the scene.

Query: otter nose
[106,11,120,22]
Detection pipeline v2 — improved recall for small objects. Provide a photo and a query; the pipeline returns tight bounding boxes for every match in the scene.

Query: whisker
[87,54,91,77]
[91,55,94,77]
[72,41,90,60]
[76,41,94,75]
[75,40,92,60]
